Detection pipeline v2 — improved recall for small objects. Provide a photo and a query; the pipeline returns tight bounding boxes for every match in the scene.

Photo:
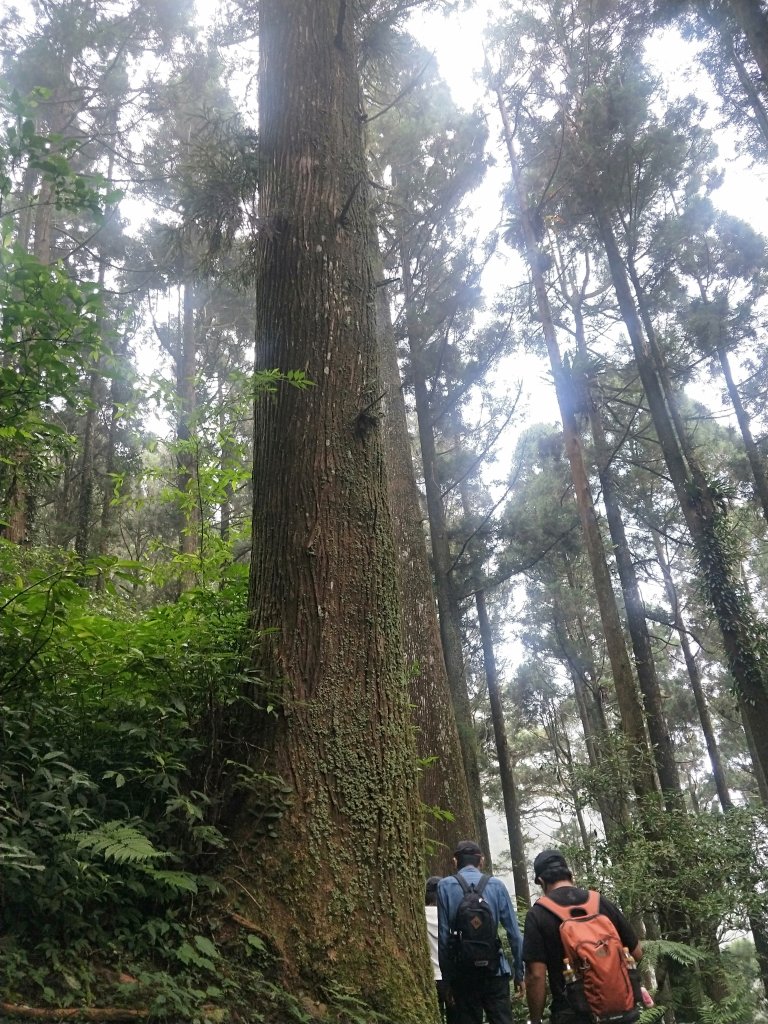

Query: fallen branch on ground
[0,1005,149,1021]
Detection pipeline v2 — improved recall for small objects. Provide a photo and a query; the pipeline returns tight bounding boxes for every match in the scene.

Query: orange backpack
[537,891,640,1023]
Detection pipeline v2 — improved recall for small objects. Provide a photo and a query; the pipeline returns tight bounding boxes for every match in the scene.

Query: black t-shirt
[522,886,639,1015]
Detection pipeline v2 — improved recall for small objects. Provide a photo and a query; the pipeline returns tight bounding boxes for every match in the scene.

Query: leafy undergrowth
[0,544,391,1024]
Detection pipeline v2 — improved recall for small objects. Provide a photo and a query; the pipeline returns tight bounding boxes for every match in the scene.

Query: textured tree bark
[244,2,435,1018]
[375,263,476,872]
[571,663,633,841]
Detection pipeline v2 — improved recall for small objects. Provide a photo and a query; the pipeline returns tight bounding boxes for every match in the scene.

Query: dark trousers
[448,972,513,1024]
[436,980,458,1024]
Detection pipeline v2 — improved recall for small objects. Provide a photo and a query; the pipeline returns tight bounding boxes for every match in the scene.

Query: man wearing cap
[524,849,642,1024]
[437,839,524,1024]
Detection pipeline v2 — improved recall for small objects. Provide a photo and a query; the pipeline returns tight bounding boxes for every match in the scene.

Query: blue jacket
[437,866,524,982]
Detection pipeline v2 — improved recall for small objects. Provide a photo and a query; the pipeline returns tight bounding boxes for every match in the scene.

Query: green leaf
[193,935,218,958]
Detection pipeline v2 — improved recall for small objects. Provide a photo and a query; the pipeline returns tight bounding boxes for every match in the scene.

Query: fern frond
[641,938,708,969]
[698,994,758,1024]
[150,870,199,892]
[70,822,165,864]
[639,1007,666,1024]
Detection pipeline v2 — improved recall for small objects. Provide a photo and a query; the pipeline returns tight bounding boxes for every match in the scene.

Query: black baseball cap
[533,849,568,881]
[454,839,483,858]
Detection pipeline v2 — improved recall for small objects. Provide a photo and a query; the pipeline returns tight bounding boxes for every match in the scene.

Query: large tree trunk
[375,259,475,872]
[244,3,435,1018]
[397,227,491,859]
[595,208,768,793]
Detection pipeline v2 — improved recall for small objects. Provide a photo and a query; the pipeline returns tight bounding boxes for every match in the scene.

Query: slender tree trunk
[496,90,657,803]
[218,372,234,543]
[728,33,768,146]
[375,256,475,871]
[16,161,38,252]
[1,127,59,545]
[244,3,435,1017]
[598,209,766,1004]
[3,79,78,544]
[397,222,491,858]
[74,369,101,562]
[559,721,593,855]
[649,527,732,812]
[453,469,525,890]
[595,207,768,793]
[741,706,768,804]
[75,245,110,565]
[98,338,126,561]
[570,298,683,810]
[475,586,530,907]
[716,345,768,523]
[177,280,199,580]
[727,0,768,86]
[554,575,634,842]
[653,532,768,999]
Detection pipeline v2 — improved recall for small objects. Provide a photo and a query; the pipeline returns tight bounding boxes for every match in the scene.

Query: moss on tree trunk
[240,2,438,1020]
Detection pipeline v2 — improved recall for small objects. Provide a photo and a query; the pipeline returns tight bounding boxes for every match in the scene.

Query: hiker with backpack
[523,849,644,1024]
[437,839,524,1024]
